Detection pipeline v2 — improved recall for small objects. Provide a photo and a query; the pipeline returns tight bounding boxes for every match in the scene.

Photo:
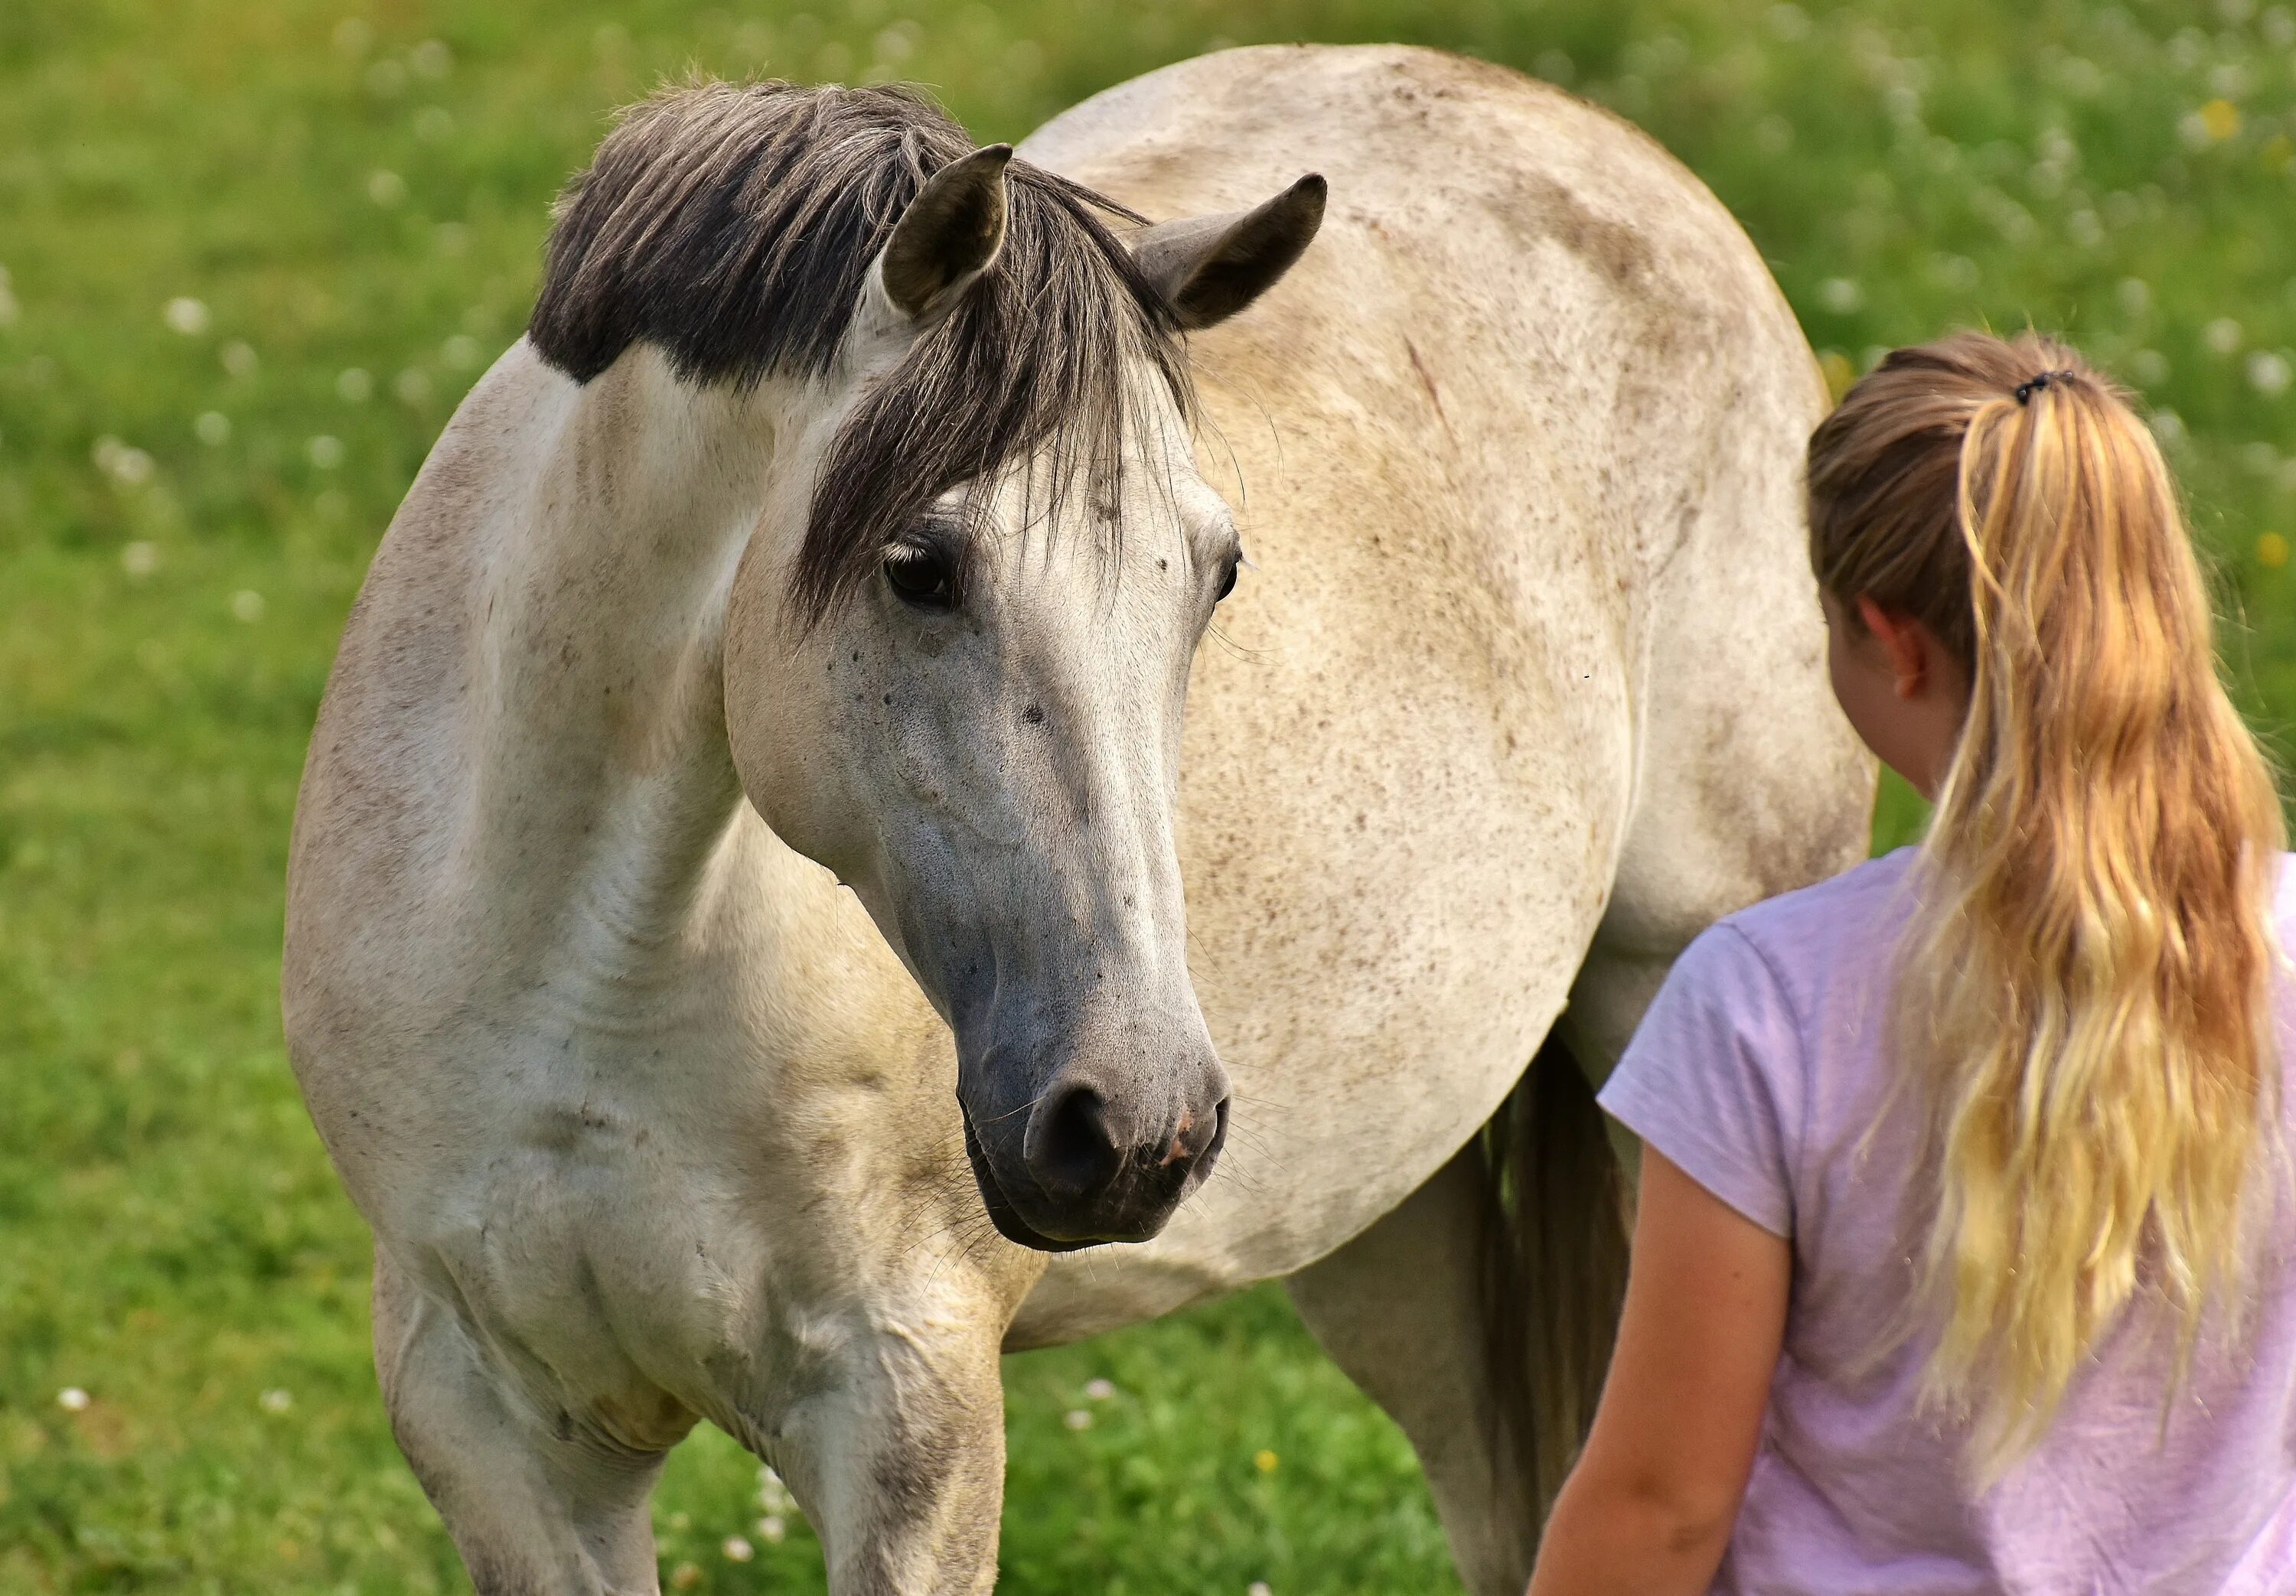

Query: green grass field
[5,0,2294,1590]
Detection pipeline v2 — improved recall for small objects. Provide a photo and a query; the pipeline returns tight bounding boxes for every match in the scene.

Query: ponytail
[1808,332,2286,1475]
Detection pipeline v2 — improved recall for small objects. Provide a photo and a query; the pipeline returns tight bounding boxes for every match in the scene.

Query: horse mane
[528,79,1189,621]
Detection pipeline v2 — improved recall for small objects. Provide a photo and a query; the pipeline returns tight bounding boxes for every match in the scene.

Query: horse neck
[459,343,794,969]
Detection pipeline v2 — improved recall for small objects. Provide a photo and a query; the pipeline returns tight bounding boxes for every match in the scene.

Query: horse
[284,43,1870,1595]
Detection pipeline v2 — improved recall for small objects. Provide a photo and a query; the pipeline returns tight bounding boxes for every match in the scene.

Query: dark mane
[528,80,1189,621]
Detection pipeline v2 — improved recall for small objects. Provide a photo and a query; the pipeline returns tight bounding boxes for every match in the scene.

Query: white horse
[285,44,1869,1595]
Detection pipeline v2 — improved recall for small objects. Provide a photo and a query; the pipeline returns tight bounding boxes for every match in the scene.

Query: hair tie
[2014,369,2077,405]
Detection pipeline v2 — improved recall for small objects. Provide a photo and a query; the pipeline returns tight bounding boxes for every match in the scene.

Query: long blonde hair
[1807,331,2286,1474]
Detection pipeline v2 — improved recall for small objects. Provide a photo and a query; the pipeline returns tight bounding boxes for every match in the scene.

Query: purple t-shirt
[1598,847,2296,1595]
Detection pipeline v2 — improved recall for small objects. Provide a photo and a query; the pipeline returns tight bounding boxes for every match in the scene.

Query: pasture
[3,0,2293,1590]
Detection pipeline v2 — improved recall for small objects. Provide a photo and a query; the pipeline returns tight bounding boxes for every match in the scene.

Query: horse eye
[884,544,955,611]
[1214,555,1240,602]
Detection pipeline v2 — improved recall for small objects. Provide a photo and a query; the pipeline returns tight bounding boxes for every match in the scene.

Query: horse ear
[1128,174,1326,331]
[876,143,1014,323]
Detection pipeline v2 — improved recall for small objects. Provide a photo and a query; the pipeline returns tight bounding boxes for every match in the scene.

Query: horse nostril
[1204,1094,1230,1166]
[1161,1098,1223,1168]
[1032,1083,1122,1200]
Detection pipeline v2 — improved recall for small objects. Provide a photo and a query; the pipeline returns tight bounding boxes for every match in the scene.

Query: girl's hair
[1807,331,2286,1475]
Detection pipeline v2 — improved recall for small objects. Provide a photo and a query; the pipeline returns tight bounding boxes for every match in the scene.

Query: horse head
[537,86,1321,1248]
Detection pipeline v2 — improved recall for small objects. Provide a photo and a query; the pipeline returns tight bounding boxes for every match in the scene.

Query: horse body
[1013,47,1867,1344]
[285,45,1869,1596]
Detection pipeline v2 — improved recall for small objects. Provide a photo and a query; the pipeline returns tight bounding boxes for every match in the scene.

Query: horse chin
[960,1106,1130,1254]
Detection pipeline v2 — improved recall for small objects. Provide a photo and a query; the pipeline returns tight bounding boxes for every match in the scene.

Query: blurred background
[3,0,2292,1591]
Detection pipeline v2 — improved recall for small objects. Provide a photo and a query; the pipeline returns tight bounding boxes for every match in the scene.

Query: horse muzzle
[959,1044,1231,1249]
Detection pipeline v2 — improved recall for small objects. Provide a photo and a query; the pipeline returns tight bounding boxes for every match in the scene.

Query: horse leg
[373,1248,674,1596]
[1285,1142,1541,1596]
[740,1301,1013,1596]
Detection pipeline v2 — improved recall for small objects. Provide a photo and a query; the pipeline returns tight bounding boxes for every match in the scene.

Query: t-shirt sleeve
[1596,922,1805,1238]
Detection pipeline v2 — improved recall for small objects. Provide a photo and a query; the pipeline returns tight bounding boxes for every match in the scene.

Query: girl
[1527,331,2294,1594]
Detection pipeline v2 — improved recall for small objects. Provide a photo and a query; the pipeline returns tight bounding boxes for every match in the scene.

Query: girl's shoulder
[1701,847,1923,999]
[1693,847,2296,1018]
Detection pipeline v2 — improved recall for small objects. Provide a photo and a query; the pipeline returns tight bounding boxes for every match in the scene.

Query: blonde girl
[1528,331,2294,1595]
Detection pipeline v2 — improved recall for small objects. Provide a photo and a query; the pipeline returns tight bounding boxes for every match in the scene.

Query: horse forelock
[527,78,1193,625]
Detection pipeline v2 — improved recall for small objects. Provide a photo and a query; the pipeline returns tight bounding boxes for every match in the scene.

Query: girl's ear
[1854,595,1931,699]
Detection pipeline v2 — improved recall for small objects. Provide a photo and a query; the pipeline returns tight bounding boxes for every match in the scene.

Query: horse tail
[1475,1031,1632,1526]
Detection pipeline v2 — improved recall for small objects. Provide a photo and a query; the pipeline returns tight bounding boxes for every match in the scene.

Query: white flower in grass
[411,39,453,79]
[164,296,210,336]
[2206,317,2245,355]
[57,1387,90,1412]
[368,170,407,207]
[1817,277,1862,314]
[2117,277,2152,318]
[1063,1408,1093,1430]
[1931,254,1979,292]
[122,541,160,578]
[2248,351,2291,396]
[756,1514,787,1543]
[2055,55,2105,99]
[232,590,266,623]
[442,334,481,369]
[308,435,345,469]
[722,1535,754,1562]
[221,340,258,377]
[1249,1584,1274,1596]
[194,411,230,445]
[337,367,373,402]
[93,436,154,485]
[414,106,455,142]
[2129,348,2170,387]
[393,369,432,405]
[259,1387,292,1413]
[810,39,852,80]
[2210,60,2252,101]
[1084,1378,1115,1401]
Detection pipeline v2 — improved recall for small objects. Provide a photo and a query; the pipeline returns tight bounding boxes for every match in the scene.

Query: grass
[3,0,2294,1589]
